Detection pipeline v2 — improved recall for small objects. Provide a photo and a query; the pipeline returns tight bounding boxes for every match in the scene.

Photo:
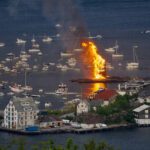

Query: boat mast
[115,40,119,54]
[133,46,138,63]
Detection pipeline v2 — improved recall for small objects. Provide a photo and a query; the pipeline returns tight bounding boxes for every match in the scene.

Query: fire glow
[81,40,106,80]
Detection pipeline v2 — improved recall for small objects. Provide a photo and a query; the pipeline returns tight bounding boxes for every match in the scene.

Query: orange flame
[81,40,106,80]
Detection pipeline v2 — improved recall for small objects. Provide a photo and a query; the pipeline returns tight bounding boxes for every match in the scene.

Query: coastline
[0,124,141,136]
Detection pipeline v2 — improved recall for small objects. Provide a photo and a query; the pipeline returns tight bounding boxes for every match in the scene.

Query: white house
[4,96,39,129]
[133,104,150,125]
[76,100,90,115]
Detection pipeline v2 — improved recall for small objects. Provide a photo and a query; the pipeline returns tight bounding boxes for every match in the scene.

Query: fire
[81,40,106,80]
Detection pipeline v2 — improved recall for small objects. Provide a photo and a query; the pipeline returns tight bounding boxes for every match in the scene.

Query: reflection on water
[83,83,106,99]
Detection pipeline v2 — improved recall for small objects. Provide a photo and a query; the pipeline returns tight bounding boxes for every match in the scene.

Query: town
[0,78,150,134]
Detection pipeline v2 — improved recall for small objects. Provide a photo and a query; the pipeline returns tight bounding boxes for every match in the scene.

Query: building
[133,104,150,125]
[4,96,39,129]
[89,89,118,107]
[39,115,63,128]
[76,100,90,115]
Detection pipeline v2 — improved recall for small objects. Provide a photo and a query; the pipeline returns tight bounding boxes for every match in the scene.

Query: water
[0,0,150,149]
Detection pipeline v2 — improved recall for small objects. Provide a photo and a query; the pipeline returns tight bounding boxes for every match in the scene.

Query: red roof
[93,89,117,101]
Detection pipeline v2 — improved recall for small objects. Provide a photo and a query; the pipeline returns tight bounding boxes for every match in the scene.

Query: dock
[0,124,136,135]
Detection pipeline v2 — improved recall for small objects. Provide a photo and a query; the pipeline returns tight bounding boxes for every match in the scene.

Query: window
[145,115,149,119]
[145,110,149,114]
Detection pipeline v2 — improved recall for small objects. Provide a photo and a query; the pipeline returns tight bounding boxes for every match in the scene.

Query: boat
[61,65,69,71]
[105,47,115,53]
[28,49,40,53]
[38,52,43,56]
[70,122,81,128]
[16,38,26,44]
[67,58,77,67]
[81,123,94,129]
[126,46,139,69]
[42,36,53,43]
[88,32,102,39]
[31,35,36,43]
[35,101,40,105]
[9,84,24,93]
[32,43,40,48]
[55,83,68,95]
[0,43,5,47]
[60,52,73,57]
[112,41,124,58]
[74,48,83,52]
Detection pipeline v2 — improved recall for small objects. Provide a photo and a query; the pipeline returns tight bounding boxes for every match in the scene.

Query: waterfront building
[76,100,90,115]
[38,115,63,128]
[4,96,39,129]
[133,104,150,125]
[89,89,118,107]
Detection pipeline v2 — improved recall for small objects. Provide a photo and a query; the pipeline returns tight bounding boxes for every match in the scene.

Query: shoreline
[0,124,145,136]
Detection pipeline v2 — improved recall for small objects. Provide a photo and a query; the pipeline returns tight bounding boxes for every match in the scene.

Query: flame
[81,40,106,79]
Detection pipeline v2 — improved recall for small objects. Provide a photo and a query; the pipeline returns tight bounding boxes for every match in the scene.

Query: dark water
[0,0,150,149]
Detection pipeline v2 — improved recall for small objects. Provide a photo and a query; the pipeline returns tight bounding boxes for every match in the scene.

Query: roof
[39,116,62,123]
[133,104,150,113]
[93,89,118,101]
[11,96,39,112]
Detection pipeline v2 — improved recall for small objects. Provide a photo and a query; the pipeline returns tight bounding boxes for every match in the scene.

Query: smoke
[42,0,87,51]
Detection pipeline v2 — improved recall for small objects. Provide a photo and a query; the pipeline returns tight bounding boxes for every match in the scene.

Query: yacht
[28,48,40,53]
[105,47,115,53]
[31,35,36,43]
[67,58,76,67]
[61,65,69,71]
[74,48,83,52]
[42,36,53,43]
[9,84,24,93]
[32,43,40,48]
[16,38,26,44]
[126,46,139,69]
[112,41,124,58]
[60,52,73,57]
[0,43,5,47]
[55,83,68,95]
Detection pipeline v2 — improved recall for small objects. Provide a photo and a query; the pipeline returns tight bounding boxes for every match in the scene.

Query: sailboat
[126,46,139,69]
[112,41,124,58]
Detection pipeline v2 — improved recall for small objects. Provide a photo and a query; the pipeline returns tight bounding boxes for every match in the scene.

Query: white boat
[112,41,124,58]
[88,32,102,39]
[0,43,5,47]
[55,83,68,95]
[71,122,81,128]
[9,84,24,93]
[55,24,62,28]
[38,52,43,56]
[28,49,40,53]
[81,123,94,129]
[60,52,73,57]
[105,47,115,53]
[35,101,40,105]
[31,35,36,43]
[22,86,33,91]
[42,36,53,43]
[61,65,69,71]
[32,43,40,48]
[16,38,26,44]
[74,48,83,52]
[126,46,139,69]
[67,58,77,67]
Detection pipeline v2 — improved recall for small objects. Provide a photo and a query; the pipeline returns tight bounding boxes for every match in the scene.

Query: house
[89,89,118,107]
[38,115,63,128]
[133,104,150,125]
[4,96,39,129]
[76,100,90,115]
